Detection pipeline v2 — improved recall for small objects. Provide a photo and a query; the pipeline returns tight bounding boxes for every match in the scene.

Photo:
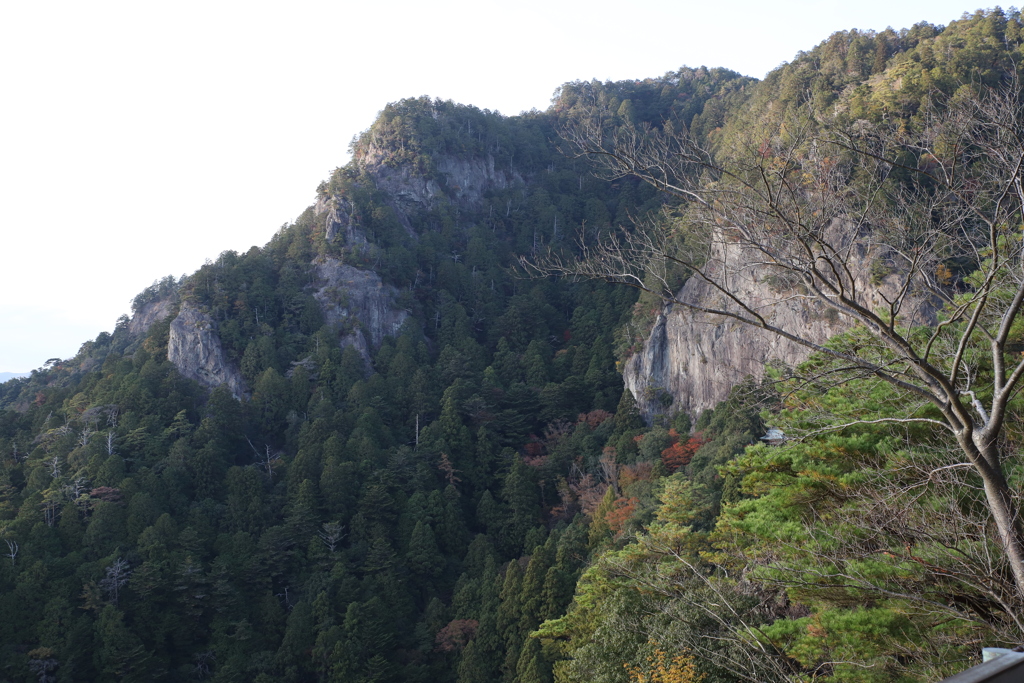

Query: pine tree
[497,561,525,682]
[440,383,473,457]
[493,337,521,386]
[588,486,617,549]
[519,536,556,632]
[457,563,503,683]
[95,605,151,681]
[522,340,549,387]
[500,459,540,556]
[514,636,551,683]
[613,389,643,434]
[438,484,470,557]
[277,599,314,673]
[407,521,444,579]
[476,490,502,538]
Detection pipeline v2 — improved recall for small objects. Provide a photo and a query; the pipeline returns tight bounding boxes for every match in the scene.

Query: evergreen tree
[407,521,444,581]
[500,459,540,556]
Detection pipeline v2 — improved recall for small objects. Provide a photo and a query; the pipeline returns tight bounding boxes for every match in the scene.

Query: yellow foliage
[624,644,703,683]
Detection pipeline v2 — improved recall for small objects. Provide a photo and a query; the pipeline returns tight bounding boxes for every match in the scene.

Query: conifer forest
[7,9,1024,682]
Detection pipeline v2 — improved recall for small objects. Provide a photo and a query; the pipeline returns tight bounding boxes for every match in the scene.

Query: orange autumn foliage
[661,430,707,473]
[605,496,639,535]
[618,462,653,489]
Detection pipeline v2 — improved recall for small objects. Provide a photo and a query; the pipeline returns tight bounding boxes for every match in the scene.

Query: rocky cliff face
[163,260,408,398]
[167,302,249,400]
[314,152,523,246]
[365,149,522,209]
[312,257,409,364]
[127,297,176,340]
[623,236,938,422]
[314,194,368,246]
[163,142,517,396]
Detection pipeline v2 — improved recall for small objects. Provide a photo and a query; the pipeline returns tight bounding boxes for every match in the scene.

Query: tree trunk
[979,463,1024,601]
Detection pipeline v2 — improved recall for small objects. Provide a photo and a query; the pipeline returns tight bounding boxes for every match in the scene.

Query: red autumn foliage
[435,619,479,652]
[605,497,639,535]
[661,430,707,473]
[522,437,547,467]
[618,462,653,489]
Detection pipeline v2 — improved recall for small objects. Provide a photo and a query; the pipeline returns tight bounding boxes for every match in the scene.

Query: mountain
[0,372,28,384]
[621,10,1024,422]
[0,64,752,681]
[0,9,1021,682]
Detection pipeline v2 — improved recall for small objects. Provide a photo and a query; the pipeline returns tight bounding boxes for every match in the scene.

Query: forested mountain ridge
[623,9,1024,422]
[1,8,1023,682]
[0,61,746,681]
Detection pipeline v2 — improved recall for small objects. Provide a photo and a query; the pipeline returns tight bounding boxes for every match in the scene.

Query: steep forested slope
[0,67,746,681]
[2,9,1024,683]
[551,9,1024,683]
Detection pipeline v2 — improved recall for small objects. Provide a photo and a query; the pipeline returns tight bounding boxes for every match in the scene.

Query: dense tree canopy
[2,9,1023,683]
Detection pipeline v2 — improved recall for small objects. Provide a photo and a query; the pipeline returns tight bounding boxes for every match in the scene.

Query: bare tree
[41,494,60,528]
[598,447,619,496]
[56,414,72,437]
[3,538,18,566]
[100,557,131,605]
[438,452,461,487]
[192,651,215,680]
[318,521,346,553]
[62,475,90,506]
[246,437,280,481]
[532,87,1024,607]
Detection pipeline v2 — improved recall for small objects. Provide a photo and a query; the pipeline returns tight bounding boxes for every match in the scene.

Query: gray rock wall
[162,260,407,398]
[314,195,367,246]
[127,297,176,340]
[167,302,248,400]
[362,148,523,210]
[623,236,937,422]
[312,257,408,364]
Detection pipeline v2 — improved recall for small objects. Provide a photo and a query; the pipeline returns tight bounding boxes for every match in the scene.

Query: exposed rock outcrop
[127,296,176,340]
[314,152,524,248]
[362,149,523,209]
[624,235,938,422]
[313,257,408,364]
[314,195,367,246]
[162,261,407,396]
[168,302,248,399]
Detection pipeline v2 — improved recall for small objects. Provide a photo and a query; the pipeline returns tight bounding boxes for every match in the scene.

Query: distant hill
[0,372,27,383]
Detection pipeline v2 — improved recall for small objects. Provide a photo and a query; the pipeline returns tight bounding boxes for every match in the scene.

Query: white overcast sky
[0,0,991,372]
